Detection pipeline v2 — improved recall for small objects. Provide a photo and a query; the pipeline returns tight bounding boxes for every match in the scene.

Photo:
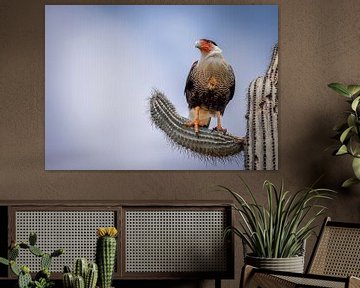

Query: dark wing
[184,61,198,106]
[228,64,235,102]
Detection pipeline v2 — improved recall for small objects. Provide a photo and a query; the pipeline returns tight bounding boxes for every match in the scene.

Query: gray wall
[1,0,360,287]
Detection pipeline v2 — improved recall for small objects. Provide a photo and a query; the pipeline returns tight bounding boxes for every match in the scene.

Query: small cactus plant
[96,227,118,288]
[0,232,63,288]
[62,259,98,288]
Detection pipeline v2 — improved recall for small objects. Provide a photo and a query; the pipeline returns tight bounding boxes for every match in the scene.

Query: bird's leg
[185,106,200,134]
[213,111,227,134]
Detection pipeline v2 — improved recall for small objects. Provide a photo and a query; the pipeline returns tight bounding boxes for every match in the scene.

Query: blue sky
[45,5,278,170]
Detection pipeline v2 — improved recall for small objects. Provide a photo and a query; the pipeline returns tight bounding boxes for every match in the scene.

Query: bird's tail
[188,108,211,128]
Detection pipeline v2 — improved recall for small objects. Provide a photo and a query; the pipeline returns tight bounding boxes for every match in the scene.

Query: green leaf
[352,157,360,180]
[328,83,351,97]
[340,126,353,143]
[336,144,348,155]
[347,114,356,128]
[0,257,9,266]
[342,177,360,188]
[10,261,20,276]
[222,179,335,258]
[351,96,360,111]
[349,135,360,157]
[347,85,360,97]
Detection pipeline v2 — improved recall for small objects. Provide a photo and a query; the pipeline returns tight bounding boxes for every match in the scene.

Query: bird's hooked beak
[195,40,201,49]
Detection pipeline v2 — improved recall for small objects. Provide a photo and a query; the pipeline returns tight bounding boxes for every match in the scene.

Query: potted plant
[0,232,63,288]
[221,179,335,273]
[328,83,360,187]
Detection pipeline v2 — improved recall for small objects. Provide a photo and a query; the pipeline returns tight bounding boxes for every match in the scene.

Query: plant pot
[245,254,305,273]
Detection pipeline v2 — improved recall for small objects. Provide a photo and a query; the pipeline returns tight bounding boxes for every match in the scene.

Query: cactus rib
[85,263,98,288]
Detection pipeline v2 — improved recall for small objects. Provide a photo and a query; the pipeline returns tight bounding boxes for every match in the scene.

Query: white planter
[245,254,305,273]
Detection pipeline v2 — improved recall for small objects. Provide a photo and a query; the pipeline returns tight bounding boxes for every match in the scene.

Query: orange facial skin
[199,41,212,53]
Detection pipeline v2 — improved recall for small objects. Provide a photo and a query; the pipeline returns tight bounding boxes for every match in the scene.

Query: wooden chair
[241,217,360,288]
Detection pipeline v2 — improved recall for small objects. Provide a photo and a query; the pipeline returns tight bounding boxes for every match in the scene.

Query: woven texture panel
[309,226,360,277]
[15,211,115,272]
[125,210,227,273]
[277,275,345,288]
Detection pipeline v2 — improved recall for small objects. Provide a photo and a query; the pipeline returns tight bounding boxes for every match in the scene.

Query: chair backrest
[307,217,360,277]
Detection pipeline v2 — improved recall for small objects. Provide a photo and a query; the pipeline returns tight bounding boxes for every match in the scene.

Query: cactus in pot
[62,259,98,288]
[96,227,118,288]
[0,232,63,288]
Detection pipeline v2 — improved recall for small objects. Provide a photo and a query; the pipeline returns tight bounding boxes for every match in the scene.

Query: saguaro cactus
[244,44,278,170]
[149,43,278,167]
[96,227,118,288]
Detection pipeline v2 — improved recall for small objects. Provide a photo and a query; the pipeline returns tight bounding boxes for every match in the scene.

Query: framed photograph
[45,5,278,170]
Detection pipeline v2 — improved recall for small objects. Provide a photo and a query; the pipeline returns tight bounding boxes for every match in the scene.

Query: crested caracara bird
[184,39,235,134]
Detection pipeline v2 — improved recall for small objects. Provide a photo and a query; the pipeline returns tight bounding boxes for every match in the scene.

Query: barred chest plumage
[190,58,234,114]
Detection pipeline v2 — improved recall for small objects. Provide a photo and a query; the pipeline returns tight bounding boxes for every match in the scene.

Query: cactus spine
[63,260,98,288]
[244,43,278,170]
[96,227,118,288]
[149,90,245,158]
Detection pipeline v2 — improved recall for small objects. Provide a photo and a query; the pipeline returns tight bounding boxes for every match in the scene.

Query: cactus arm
[74,258,88,280]
[19,242,30,249]
[18,271,32,288]
[41,253,52,270]
[29,245,44,257]
[63,272,74,288]
[29,232,37,246]
[73,275,85,288]
[64,265,72,273]
[149,90,245,158]
[9,246,19,260]
[50,248,64,258]
[85,263,98,288]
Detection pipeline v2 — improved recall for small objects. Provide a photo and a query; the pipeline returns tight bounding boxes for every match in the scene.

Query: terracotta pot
[245,254,305,273]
